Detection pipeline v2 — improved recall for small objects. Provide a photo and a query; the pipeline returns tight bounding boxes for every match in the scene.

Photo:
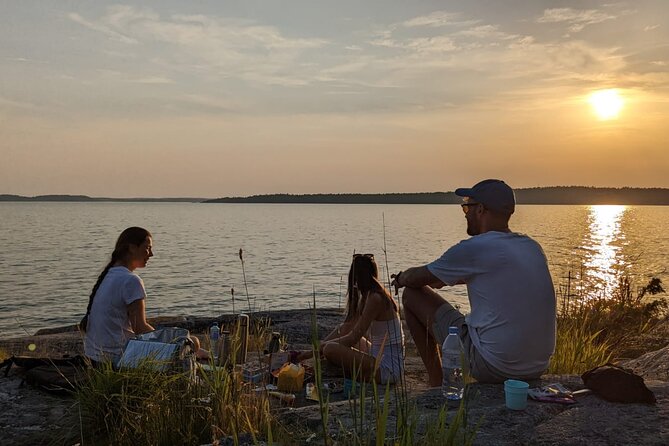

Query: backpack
[117,327,196,375]
[0,355,88,393]
[581,363,656,404]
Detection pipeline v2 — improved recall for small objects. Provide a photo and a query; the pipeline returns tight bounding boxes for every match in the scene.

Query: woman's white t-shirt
[84,266,147,362]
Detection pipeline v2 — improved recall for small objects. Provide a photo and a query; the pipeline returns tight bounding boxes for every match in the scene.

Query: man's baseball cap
[454,179,515,214]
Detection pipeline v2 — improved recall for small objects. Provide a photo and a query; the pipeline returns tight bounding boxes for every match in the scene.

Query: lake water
[0,203,667,338]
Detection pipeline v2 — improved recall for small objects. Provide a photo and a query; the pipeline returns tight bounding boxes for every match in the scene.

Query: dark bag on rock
[0,355,88,393]
[582,363,656,404]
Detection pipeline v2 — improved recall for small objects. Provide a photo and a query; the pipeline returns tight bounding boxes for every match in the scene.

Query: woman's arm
[128,299,154,334]
[328,293,383,348]
[324,320,357,341]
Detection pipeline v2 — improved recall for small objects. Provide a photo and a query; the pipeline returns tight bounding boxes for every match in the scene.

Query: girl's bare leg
[322,342,381,382]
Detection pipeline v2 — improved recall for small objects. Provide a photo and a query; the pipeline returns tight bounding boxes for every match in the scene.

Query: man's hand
[391,266,446,291]
[390,271,403,296]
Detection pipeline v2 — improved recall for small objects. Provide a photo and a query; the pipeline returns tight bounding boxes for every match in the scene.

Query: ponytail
[85,258,116,314]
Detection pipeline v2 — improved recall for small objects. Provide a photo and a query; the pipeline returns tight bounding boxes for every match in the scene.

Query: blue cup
[504,379,529,410]
[343,378,358,398]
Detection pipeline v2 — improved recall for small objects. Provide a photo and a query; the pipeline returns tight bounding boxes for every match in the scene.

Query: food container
[277,363,305,392]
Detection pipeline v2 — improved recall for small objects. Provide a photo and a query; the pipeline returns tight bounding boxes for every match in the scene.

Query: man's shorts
[433,301,509,383]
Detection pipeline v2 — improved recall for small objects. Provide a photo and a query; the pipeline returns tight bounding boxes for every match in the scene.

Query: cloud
[403,11,455,27]
[57,4,663,117]
[537,8,616,33]
[457,25,520,41]
[369,35,458,53]
[68,12,138,44]
[130,77,174,84]
[644,24,660,32]
[67,6,328,87]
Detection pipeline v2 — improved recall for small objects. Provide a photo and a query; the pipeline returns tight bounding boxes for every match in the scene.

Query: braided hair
[82,227,152,330]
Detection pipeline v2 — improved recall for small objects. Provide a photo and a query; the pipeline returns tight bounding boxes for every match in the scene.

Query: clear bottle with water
[442,326,464,401]
[210,322,220,360]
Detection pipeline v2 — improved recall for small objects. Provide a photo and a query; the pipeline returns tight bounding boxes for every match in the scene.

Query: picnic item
[1,355,88,393]
[344,378,358,398]
[305,383,319,401]
[442,326,464,401]
[241,363,266,383]
[504,379,529,410]
[528,383,577,405]
[118,327,196,373]
[277,363,305,392]
[582,363,656,404]
[269,391,296,405]
[217,331,231,366]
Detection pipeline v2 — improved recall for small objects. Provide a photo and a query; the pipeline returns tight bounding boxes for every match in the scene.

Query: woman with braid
[82,227,156,365]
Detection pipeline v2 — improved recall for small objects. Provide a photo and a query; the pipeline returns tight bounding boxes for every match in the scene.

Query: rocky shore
[1,308,668,445]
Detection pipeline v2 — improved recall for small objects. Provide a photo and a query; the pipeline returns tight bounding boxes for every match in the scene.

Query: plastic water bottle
[442,326,464,401]
[210,322,220,360]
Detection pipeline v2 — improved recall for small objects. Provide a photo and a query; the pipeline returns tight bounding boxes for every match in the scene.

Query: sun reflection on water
[582,205,627,296]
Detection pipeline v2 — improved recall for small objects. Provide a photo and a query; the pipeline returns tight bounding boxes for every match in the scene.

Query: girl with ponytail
[299,254,405,384]
[83,227,156,365]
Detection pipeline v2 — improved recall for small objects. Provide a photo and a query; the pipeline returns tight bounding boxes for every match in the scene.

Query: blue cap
[455,179,515,214]
[448,326,458,335]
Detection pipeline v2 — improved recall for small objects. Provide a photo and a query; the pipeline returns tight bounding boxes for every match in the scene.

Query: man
[392,179,556,385]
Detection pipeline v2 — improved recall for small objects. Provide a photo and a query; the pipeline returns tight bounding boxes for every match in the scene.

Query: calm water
[1,203,667,338]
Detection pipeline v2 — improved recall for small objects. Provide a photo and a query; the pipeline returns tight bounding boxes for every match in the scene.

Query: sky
[1,0,668,198]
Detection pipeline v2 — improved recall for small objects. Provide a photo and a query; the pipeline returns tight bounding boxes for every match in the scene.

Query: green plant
[549,315,613,374]
[550,275,666,374]
[68,349,280,445]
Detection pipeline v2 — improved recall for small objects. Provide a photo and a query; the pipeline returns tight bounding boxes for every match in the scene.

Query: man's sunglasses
[353,253,374,259]
[460,202,482,213]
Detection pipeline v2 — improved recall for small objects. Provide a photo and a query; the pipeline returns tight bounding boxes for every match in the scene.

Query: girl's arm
[327,292,383,348]
[128,299,155,334]
[324,320,357,341]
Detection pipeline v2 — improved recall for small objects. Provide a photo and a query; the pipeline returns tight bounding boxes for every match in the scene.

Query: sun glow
[589,89,623,120]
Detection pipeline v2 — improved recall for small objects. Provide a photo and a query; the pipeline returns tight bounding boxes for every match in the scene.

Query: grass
[61,306,479,446]
[549,275,666,374]
[65,338,281,445]
[302,292,477,446]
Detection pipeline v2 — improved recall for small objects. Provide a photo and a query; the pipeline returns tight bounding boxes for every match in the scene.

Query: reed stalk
[238,248,252,313]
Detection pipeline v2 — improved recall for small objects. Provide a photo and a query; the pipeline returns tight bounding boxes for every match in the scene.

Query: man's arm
[393,265,445,290]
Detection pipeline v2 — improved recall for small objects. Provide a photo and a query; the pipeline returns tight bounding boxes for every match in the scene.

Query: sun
[589,89,623,120]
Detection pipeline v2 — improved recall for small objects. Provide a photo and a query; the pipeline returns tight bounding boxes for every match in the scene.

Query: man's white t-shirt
[84,266,147,362]
[427,231,556,377]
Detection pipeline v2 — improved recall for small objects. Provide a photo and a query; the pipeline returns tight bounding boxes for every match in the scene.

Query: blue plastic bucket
[504,379,529,410]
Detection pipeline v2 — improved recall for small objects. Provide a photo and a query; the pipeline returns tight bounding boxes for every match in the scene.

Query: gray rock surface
[1,309,668,445]
[623,344,669,382]
[277,374,668,445]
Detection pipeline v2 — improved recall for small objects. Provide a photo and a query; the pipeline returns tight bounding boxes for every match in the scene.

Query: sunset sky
[1,0,668,197]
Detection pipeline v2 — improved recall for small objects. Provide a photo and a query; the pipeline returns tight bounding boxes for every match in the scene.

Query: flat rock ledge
[277,374,668,445]
[1,309,668,445]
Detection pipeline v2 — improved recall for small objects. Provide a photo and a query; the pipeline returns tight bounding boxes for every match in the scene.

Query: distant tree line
[3,187,669,205]
[0,194,202,203]
[204,187,669,205]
